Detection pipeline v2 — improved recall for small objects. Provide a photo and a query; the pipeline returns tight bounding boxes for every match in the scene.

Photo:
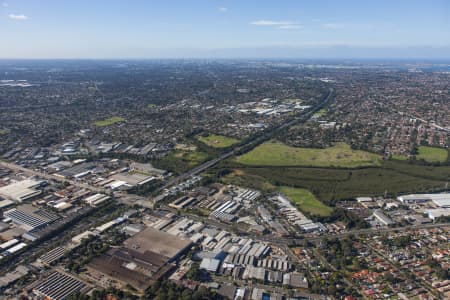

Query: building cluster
[270,194,326,233]
[281,68,450,157]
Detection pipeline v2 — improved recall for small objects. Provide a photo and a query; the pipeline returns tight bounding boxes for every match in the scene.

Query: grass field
[153,150,210,174]
[147,103,157,108]
[417,146,448,163]
[0,129,8,135]
[94,116,125,127]
[236,141,381,168]
[197,134,240,148]
[313,108,328,117]
[391,154,409,161]
[279,186,333,216]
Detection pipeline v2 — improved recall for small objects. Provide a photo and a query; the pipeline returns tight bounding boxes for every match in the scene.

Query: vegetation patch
[154,150,209,174]
[221,169,276,193]
[94,116,125,127]
[313,108,328,117]
[416,146,448,163]
[391,154,409,161]
[241,166,447,203]
[236,141,381,168]
[197,133,240,148]
[0,129,9,135]
[216,159,450,203]
[279,186,333,216]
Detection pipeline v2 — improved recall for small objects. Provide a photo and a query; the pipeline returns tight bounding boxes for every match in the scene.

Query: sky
[1,0,449,59]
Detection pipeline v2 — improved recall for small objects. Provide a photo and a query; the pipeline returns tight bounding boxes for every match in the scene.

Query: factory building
[0,179,44,202]
[3,204,59,232]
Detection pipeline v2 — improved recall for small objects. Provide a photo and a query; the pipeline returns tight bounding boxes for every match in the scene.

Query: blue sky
[1,0,449,58]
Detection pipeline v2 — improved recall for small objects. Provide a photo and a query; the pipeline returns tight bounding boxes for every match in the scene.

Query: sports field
[197,134,240,148]
[236,141,381,168]
[279,186,333,216]
[417,146,448,163]
[94,116,125,127]
[0,129,8,135]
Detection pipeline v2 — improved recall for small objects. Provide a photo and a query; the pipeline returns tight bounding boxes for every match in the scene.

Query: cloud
[251,20,295,26]
[321,23,344,29]
[218,7,228,13]
[250,20,302,30]
[9,14,28,20]
[278,25,303,30]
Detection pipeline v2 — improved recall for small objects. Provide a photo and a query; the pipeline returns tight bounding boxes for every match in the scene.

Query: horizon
[1,0,449,59]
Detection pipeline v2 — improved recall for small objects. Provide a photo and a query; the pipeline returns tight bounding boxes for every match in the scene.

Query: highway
[154,88,335,194]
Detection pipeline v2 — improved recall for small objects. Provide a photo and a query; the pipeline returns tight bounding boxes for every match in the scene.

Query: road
[154,88,335,194]
[0,160,105,194]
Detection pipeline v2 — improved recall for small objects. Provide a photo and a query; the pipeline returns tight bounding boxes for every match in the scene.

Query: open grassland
[279,186,333,216]
[154,150,209,174]
[197,134,240,148]
[391,154,409,161]
[94,116,125,127]
[417,146,448,162]
[236,141,381,168]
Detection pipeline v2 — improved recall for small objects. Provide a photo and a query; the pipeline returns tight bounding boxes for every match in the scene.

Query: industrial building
[372,209,394,226]
[0,179,44,202]
[3,204,59,232]
[83,193,110,206]
[425,208,450,221]
[397,193,450,207]
[86,227,192,292]
[200,257,221,273]
[32,271,91,300]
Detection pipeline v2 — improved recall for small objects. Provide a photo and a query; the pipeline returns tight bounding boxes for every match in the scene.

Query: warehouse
[123,227,192,260]
[200,257,221,273]
[86,227,193,292]
[425,208,450,221]
[32,271,91,300]
[397,193,450,207]
[0,179,43,202]
[83,193,110,206]
[3,204,59,231]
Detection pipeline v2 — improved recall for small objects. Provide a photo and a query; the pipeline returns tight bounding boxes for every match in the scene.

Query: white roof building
[426,208,450,220]
[199,258,221,273]
[0,179,43,202]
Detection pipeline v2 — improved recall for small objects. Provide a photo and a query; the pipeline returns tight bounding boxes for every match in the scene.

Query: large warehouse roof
[0,179,43,202]
[124,227,192,260]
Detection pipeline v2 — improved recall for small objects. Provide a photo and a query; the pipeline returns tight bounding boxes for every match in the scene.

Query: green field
[197,134,240,148]
[417,146,448,163]
[153,150,210,174]
[313,108,328,117]
[94,116,125,127]
[147,103,157,108]
[391,154,409,161]
[279,186,333,216]
[0,129,9,135]
[236,141,381,168]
